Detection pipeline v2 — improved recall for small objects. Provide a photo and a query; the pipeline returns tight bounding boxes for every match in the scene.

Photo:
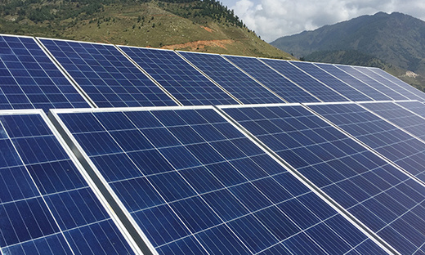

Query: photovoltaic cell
[39,38,176,107]
[54,107,385,255]
[361,101,425,141]
[222,104,425,254]
[178,51,284,104]
[353,66,424,101]
[310,103,425,183]
[260,59,349,102]
[370,67,425,101]
[223,55,319,103]
[0,35,90,111]
[335,65,408,100]
[314,63,391,101]
[119,47,237,105]
[0,111,135,255]
[290,61,372,101]
[396,101,425,118]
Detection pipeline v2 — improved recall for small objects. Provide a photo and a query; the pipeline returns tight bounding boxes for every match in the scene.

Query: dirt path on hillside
[161,39,234,51]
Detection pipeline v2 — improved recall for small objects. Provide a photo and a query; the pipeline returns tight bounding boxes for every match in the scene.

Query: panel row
[2,34,425,112]
[3,100,425,254]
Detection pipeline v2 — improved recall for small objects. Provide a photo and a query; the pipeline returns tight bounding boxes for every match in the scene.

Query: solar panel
[178,51,284,104]
[223,55,320,103]
[39,38,177,107]
[119,47,237,106]
[0,110,137,254]
[335,65,409,100]
[0,35,90,111]
[360,101,425,141]
[290,61,373,101]
[260,59,349,102]
[314,63,392,101]
[309,102,425,182]
[221,104,425,254]
[51,107,387,254]
[396,101,425,118]
[353,66,424,101]
[369,68,425,101]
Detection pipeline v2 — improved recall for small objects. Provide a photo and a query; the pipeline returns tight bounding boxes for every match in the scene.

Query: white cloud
[230,0,425,42]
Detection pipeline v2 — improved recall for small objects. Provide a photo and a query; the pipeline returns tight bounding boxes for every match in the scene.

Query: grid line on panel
[0,35,91,111]
[221,56,289,103]
[360,101,425,142]
[335,65,408,100]
[290,61,373,102]
[309,102,425,184]
[178,51,285,104]
[221,104,425,254]
[223,55,321,103]
[39,38,177,108]
[353,67,424,101]
[53,107,388,255]
[119,47,237,106]
[259,59,349,102]
[0,112,136,255]
[314,63,392,101]
[396,101,425,118]
[371,68,425,101]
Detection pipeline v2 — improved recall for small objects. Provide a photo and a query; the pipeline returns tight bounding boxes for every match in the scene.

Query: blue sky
[219,0,425,42]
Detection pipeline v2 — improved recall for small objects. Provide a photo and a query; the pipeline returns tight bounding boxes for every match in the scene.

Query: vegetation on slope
[0,0,293,59]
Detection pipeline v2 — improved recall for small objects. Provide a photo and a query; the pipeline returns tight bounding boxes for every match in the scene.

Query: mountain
[0,0,293,59]
[271,12,425,90]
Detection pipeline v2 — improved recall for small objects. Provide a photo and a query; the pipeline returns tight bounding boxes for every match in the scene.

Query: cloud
[230,0,425,42]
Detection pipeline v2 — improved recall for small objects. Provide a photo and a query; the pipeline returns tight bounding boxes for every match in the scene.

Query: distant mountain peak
[270,12,425,90]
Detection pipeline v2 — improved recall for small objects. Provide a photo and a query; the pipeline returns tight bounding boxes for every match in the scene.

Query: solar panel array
[2,33,425,254]
[52,107,388,255]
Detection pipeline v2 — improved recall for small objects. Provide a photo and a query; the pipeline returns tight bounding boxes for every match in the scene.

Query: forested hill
[0,0,293,59]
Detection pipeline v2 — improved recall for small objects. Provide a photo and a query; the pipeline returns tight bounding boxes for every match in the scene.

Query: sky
[219,0,425,42]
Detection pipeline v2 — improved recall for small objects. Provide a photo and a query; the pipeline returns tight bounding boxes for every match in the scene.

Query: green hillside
[0,0,293,59]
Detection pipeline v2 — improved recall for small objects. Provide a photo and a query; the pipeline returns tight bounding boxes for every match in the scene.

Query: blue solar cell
[55,107,387,254]
[291,61,373,101]
[353,66,424,101]
[336,65,409,100]
[224,55,320,103]
[120,47,237,105]
[260,59,349,102]
[315,63,392,101]
[0,35,90,111]
[178,51,284,104]
[311,103,425,182]
[361,101,425,140]
[223,104,425,254]
[40,39,176,107]
[0,112,135,254]
[396,101,425,118]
